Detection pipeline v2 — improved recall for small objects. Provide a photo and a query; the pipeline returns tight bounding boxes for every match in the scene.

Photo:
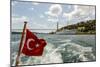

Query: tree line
[57,20,96,34]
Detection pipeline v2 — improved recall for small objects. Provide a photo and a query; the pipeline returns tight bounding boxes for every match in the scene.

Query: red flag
[22,29,47,56]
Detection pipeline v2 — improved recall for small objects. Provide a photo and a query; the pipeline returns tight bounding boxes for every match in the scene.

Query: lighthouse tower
[57,22,59,31]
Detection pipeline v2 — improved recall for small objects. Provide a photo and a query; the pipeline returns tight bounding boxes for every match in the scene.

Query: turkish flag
[22,29,47,56]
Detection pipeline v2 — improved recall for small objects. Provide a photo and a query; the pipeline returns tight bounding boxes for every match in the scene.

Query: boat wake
[11,39,95,66]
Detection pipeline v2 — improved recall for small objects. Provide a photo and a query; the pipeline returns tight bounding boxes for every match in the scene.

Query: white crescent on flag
[27,38,35,50]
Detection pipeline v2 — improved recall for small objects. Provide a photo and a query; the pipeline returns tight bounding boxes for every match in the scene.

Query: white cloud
[12,14,18,17]
[29,7,34,10]
[12,2,14,6]
[45,4,62,17]
[28,22,48,29]
[63,5,78,21]
[63,5,95,21]
[12,16,29,23]
[32,2,40,5]
[47,18,58,22]
[40,15,44,18]
[12,15,48,30]
[21,16,29,21]
[12,1,18,6]
[12,16,29,29]
[73,5,95,21]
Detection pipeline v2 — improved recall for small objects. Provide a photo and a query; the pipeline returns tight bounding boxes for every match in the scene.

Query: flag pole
[15,21,27,67]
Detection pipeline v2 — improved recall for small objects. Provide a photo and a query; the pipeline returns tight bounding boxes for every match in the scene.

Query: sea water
[11,34,96,66]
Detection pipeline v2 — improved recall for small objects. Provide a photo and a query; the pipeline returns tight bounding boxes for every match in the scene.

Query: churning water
[11,34,96,66]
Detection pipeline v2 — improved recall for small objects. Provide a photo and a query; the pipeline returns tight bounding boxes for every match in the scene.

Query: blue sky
[12,1,95,33]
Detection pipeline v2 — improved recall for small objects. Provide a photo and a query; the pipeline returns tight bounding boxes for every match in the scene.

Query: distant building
[77,26,85,32]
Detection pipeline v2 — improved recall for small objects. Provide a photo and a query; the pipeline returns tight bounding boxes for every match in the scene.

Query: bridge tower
[57,22,59,31]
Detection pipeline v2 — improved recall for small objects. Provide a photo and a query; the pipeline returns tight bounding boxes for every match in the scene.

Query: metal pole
[15,21,27,67]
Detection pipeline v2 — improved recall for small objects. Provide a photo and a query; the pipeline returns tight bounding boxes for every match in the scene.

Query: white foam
[18,43,63,65]
[63,42,95,61]
[11,39,95,65]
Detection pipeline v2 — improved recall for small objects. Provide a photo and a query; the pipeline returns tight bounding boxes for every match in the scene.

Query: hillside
[50,20,96,34]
